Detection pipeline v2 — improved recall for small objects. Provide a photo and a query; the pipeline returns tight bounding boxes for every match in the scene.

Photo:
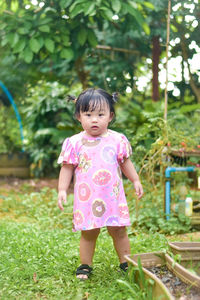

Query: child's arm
[58,164,74,210]
[120,158,143,199]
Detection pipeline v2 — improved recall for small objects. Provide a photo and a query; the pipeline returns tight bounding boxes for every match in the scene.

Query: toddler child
[57,88,143,280]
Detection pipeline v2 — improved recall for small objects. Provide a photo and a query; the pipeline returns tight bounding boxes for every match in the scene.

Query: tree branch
[96,45,139,54]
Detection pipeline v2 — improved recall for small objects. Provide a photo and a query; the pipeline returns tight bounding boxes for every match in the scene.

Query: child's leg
[107,226,131,263]
[80,228,100,264]
[77,228,100,279]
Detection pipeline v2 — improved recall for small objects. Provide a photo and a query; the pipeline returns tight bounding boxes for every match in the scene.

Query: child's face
[77,101,113,137]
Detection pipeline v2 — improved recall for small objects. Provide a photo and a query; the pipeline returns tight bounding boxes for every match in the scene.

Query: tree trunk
[152,36,160,101]
[180,35,200,103]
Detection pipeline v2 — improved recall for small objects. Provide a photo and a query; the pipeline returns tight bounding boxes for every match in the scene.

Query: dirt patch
[0,177,74,194]
[0,177,58,192]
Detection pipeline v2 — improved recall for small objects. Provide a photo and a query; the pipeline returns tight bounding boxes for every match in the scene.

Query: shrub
[23,81,82,177]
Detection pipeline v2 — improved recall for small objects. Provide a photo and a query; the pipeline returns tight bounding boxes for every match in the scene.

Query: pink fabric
[58,129,132,232]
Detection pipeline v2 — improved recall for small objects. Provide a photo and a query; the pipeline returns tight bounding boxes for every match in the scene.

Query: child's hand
[58,190,67,210]
[134,180,143,199]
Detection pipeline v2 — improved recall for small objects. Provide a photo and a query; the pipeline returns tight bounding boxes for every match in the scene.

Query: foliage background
[0,2,200,297]
[0,0,199,175]
[0,1,199,218]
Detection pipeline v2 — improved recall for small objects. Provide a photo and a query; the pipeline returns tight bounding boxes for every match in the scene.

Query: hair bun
[112,92,118,103]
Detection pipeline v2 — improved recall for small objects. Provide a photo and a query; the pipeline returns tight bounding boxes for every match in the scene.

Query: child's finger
[138,189,144,198]
[136,187,143,198]
[58,199,64,210]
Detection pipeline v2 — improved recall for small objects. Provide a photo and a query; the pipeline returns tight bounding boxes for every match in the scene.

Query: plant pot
[126,252,172,300]
[168,242,200,260]
[168,242,200,279]
[125,252,200,300]
[0,152,30,178]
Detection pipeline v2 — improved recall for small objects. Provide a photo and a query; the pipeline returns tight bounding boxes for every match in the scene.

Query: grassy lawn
[0,182,199,299]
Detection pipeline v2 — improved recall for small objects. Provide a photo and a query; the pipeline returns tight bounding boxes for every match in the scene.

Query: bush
[21,81,200,178]
[23,81,82,177]
[0,105,23,154]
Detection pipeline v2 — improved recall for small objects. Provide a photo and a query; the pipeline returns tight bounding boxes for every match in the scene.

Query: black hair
[68,88,118,117]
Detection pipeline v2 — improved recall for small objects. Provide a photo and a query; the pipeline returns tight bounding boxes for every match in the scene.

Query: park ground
[0,178,200,299]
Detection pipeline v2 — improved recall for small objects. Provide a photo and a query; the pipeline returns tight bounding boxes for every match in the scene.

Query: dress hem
[72,223,131,232]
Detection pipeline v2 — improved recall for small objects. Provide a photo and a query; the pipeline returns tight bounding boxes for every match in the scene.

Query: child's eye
[86,113,91,117]
[99,114,104,116]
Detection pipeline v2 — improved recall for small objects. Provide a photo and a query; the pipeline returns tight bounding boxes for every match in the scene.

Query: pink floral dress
[58,129,132,232]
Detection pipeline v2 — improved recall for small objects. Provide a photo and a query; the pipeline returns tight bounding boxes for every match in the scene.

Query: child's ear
[76,114,81,122]
[109,112,114,122]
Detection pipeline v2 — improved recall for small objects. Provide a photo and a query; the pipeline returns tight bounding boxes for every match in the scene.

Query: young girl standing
[57,88,143,280]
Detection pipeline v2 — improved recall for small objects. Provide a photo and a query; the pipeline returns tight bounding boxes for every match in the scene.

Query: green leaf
[39,25,50,33]
[29,38,41,53]
[23,47,33,63]
[61,35,70,46]
[77,28,87,46]
[44,38,55,53]
[69,0,86,12]
[171,24,178,32]
[12,33,19,46]
[37,36,44,48]
[127,0,137,9]
[70,4,84,18]
[143,2,154,9]
[54,36,61,43]
[0,23,6,30]
[17,27,29,35]
[60,48,74,60]
[1,37,8,47]
[126,4,144,26]
[101,8,113,20]
[38,18,52,26]
[24,22,32,30]
[60,0,73,9]
[8,32,19,47]
[180,104,200,113]
[13,39,26,53]
[143,23,150,35]
[83,2,95,16]
[35,128,59,137]
[120,3,128,14]
[11,0,19,12]
[87,29,98,47]
[112,0,121,13]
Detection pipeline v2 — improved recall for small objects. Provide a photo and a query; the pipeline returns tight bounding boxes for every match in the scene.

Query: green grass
[0,186,170,299]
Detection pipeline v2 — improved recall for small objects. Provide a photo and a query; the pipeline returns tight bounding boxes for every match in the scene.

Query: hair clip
[112,92,118,103]
[67,95,77,103]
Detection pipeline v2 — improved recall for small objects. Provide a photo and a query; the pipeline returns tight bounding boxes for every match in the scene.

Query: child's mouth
[91,126,98,129]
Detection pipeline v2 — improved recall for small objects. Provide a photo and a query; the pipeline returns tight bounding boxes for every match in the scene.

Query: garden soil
[147,265,200,300]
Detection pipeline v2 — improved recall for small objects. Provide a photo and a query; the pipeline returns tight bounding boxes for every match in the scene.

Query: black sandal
[76,264,93,280]
[119,262,128,272]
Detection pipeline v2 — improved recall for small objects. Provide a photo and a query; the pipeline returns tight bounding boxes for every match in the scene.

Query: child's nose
[92,116,97,122]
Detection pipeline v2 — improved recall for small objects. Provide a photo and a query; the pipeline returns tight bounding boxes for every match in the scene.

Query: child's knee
[107,226,127,239]
[81,228,100,240]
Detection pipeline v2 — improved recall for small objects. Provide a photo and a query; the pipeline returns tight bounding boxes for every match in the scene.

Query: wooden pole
[164,0,171,120]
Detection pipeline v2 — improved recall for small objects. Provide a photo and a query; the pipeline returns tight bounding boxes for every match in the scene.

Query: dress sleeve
[117,134,132,163]
[57,138,79,165]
